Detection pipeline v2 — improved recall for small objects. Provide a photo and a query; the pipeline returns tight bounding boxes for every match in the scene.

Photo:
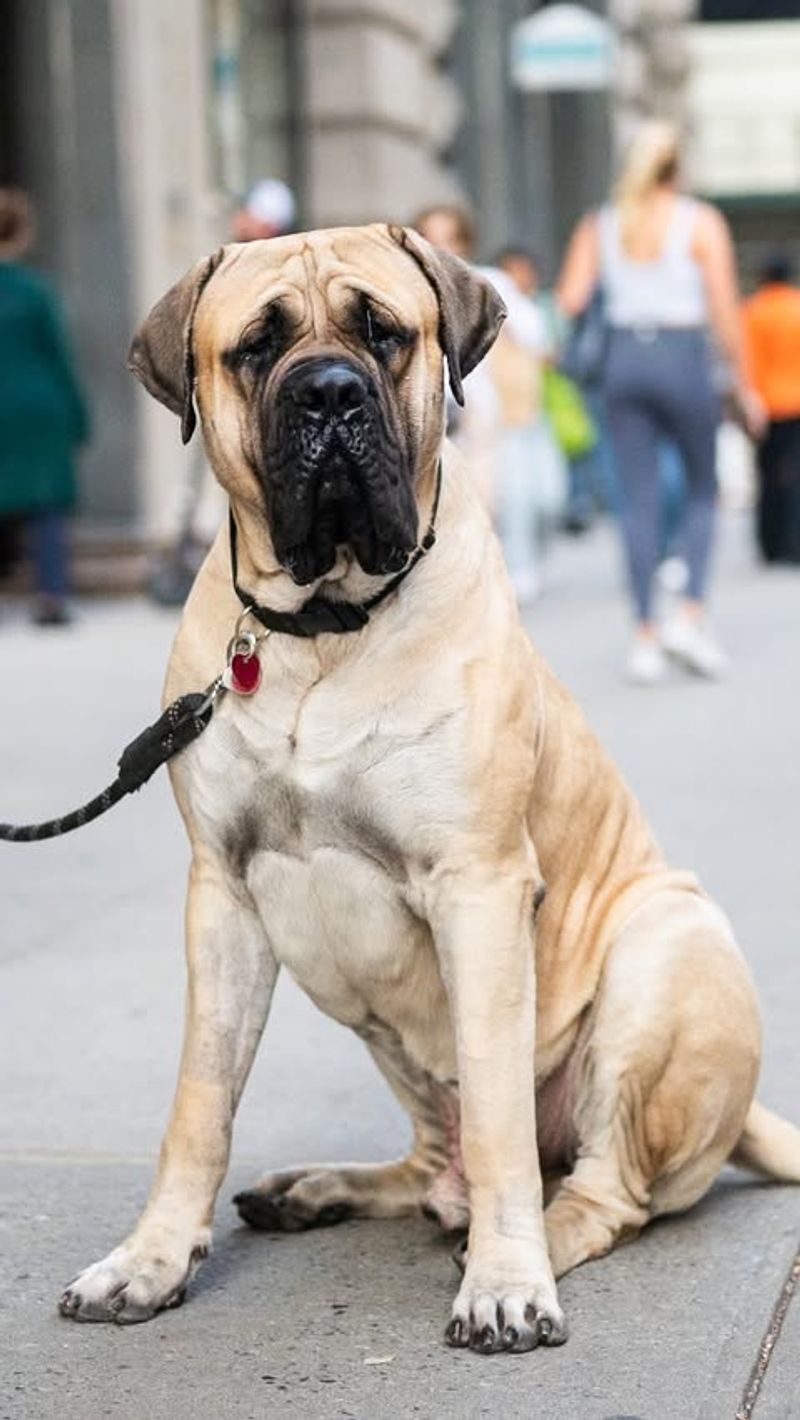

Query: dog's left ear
[128,248,225,444]
[389,225,506,407]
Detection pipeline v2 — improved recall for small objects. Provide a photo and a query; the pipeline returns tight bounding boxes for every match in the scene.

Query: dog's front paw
[58,1233,209,1324]
[445,1252,567,1355]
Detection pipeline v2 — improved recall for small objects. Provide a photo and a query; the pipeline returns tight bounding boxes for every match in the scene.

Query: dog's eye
[239,340,273,366]
[227,308,287,371]
[238,331,280,367]
[363,301,413,359]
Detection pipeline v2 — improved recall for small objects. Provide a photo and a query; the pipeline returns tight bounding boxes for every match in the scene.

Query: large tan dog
[59,226,800,1353]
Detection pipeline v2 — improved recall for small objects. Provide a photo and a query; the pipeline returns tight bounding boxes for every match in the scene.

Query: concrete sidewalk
[1,513,798,1419]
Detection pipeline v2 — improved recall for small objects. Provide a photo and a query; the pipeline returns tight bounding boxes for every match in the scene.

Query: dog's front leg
[431,865,567,1355]
[59,849,277,1323]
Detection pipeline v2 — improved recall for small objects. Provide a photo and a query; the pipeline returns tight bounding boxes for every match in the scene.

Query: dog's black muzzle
[264,356,418,585]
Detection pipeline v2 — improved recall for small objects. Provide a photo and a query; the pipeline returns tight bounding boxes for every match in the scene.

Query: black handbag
[560,286,609,390]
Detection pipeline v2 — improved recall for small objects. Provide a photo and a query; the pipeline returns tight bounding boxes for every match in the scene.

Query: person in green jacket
[0,189,89,625]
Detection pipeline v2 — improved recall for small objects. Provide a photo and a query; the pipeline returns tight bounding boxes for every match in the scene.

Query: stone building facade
[1,0,470,546]
[301,0,463,226]
[609,0,697,153]
[8,0,769,553]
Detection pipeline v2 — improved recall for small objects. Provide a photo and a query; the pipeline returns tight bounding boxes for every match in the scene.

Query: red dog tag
[226,628,262,696]
[230,650,261,695]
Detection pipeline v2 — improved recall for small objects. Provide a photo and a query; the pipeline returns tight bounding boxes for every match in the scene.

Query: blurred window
[449,0,610,274]
[206,0,304,212]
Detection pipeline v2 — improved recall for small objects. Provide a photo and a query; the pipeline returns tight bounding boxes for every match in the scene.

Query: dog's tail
[730,1100,800,1182]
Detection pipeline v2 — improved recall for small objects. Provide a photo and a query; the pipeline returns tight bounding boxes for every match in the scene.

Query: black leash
[0,464,442,843]
[0,691,217,842]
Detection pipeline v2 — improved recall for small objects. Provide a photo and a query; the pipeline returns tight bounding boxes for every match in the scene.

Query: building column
[610,0,698,154]
[110,0,217,542]
[301,0,463,227]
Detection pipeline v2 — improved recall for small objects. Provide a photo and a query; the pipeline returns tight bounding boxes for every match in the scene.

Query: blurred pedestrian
[742,251,800,564]
[412,203,472,262]
[411,206,479,446]
[413,207,562,602]
[149,178,297,606]
[230,178,296,243]
[558,121,763,682]
[496,247,614,537]
[0,189,88,626]
[413,206,500,500]
[495,246,558,335]
[496,245,594,511]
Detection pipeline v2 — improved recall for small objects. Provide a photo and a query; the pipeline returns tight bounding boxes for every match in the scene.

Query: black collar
[229,462,442,638]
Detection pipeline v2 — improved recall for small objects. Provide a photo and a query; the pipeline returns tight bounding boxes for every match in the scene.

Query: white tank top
[600,196,707,328]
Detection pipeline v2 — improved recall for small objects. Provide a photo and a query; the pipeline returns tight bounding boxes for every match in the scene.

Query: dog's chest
[186,666,463,1042]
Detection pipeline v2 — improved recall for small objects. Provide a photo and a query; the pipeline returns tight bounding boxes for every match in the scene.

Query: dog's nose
[287,360,369,417]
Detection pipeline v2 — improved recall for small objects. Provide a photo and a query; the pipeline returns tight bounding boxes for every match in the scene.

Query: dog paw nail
[538,1315,568,1346]
[473,1324,498,1353]
[445,1317,468,1347]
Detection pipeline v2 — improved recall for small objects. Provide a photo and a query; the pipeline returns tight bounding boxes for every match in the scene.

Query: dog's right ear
[127,248,224,444]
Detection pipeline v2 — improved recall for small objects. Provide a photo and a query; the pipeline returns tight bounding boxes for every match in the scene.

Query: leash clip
[195,675,227,718]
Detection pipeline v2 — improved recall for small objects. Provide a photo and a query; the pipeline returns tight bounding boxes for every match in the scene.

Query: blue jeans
[604,328,719,621]
[659,441,687,559]
[28,511,70,598]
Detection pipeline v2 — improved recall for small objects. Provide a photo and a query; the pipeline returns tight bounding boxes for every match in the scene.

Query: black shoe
[32,597,72,627]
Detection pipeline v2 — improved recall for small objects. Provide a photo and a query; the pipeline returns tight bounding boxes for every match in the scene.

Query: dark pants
[605,328,719,622]
[27,511,70,598]
[756,417,800,563]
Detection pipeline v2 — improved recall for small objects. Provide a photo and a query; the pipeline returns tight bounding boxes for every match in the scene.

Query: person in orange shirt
[743,253,800,563]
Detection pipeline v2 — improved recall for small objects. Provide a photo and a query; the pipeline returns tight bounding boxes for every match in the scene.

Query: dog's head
[129,224,505,585]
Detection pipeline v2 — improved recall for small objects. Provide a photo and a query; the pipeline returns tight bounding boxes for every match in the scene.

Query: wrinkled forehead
[194,225,438,348]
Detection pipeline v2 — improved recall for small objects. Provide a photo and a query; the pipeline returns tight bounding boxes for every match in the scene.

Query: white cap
[245,179,295,232]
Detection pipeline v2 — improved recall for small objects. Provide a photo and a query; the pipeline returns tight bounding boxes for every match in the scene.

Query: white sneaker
[662,616,729,678]
[626,638,668,685]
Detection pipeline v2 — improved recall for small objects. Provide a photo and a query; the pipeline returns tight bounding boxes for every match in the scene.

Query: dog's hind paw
[234,1159,430,1231]
[58,1234,209,1324]
[234,1168,354,1233]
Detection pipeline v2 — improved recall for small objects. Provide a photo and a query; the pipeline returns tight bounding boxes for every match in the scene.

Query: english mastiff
[59,226,800,1353]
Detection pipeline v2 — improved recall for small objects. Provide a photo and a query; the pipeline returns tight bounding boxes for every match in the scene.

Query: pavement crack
[735,1241,800,1420]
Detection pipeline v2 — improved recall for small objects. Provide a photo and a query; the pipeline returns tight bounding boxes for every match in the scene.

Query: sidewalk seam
[735,1241,800,1419]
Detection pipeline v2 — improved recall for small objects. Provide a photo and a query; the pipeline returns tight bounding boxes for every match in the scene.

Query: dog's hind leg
[59,850,278,1323]
[235,1021,453,1231]
[234,1157,434,1230]
[544,889,761,1279]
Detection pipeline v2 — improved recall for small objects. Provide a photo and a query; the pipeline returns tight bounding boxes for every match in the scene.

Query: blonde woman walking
[558,122,763,682]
